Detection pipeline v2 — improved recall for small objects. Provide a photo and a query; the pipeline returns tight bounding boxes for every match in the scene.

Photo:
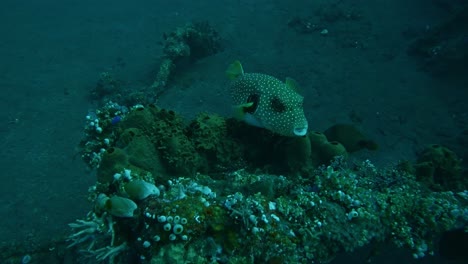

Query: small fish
[226,60,308,137]
[111,115,122,125]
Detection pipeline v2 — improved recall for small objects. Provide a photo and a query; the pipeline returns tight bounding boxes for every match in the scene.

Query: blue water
[0,0,466,263]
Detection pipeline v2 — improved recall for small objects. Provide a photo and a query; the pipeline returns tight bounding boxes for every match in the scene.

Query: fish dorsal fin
[285,77,301,93]
[226,60,244,80]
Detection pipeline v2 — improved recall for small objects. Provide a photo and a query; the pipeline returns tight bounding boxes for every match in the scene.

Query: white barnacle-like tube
[347,209,359,220]
[173,224,184,234]
[163,223,172,231]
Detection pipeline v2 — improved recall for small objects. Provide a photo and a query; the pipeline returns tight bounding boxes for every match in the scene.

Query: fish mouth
[293,126,308,136]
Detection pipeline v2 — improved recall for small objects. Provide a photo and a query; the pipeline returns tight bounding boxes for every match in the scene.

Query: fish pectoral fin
[226,60,244,80]
[285,77,302,93]
[232,102,254,120]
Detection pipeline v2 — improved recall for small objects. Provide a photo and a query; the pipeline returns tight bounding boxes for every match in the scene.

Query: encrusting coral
[152,22,222,96]
[70,102,467,263]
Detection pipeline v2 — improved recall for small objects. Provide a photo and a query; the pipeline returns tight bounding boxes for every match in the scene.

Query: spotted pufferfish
[226,60,308,137]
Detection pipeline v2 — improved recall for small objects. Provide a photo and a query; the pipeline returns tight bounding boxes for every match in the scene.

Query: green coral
[124,132,167,178]
[152,22,222,94]
[115,128,142,147]
[120,106,156,131]
[189,113,226,151]
[74,103,467,264]
[414,144,465,191]
[79,156,466,263]
[162,132,204,175]
[151,108,206,175]
[116,105,207,176]
[97,147,129,183]
[188,113,244,171]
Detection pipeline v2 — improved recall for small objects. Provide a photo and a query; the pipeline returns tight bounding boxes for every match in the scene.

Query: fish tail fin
[226,60,244,80]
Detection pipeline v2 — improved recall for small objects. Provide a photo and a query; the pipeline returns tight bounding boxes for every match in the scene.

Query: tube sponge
[308,131,328,148]
[324,124,378,152]
[320,141,348,164]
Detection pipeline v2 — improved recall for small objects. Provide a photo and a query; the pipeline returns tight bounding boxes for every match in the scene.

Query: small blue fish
[111,116,122,125]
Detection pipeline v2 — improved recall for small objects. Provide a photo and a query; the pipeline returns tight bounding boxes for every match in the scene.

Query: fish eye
[245,94,260,113]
